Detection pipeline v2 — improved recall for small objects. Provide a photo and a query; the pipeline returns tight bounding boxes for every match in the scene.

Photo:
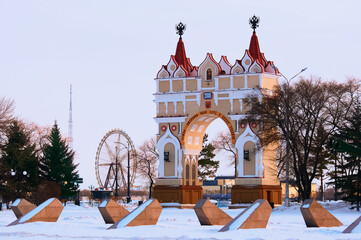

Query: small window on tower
[206,69,212,81]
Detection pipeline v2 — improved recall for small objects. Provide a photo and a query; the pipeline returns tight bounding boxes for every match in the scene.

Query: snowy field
[0,201,361,240]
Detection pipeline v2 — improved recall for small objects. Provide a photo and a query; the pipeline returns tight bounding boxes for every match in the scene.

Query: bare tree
[211,131,237,176]
[0,97,15,143]
[137,138,158,199]
[25,122,51,152]
[246,77,360,201]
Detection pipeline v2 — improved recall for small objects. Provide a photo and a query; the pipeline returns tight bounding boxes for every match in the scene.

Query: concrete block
[300,199,342,227]
[343,216,361,233]
[219,199,272,231]
[194,199,232,225]
[98,199,129,224]
[108,199,163,229]
[11,198,36,219]
[8,198,63,226]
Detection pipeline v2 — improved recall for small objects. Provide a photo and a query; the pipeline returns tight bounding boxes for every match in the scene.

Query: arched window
[206,68,212,81]
[185,164,190,185]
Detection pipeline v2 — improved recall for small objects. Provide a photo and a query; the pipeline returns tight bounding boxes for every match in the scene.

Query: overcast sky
[1,0,360,189]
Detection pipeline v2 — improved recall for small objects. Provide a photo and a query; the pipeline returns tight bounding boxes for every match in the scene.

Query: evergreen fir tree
[198,134,219,180]
[40,121,80,198]
[328,100,361,210]
[0,120,39,205]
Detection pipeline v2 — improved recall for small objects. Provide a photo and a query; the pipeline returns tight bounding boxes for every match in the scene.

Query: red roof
[249,32,263,65]
[175,37,188,70]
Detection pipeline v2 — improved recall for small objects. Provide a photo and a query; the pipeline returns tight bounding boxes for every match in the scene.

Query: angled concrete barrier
[300,199,342,227]
[11,198,36,219]
[98,199,129,224]
[194,199,232,225]
[219,199,272,231]
[343,216,361,233]
[8,198,64,226]
[108,199,162,229]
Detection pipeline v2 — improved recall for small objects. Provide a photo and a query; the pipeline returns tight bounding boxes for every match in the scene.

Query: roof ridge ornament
[249,15,260,33]
[175,22,186,38]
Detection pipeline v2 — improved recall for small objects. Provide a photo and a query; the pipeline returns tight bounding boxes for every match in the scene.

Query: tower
[68,84,73,149]
[153,17,282,205]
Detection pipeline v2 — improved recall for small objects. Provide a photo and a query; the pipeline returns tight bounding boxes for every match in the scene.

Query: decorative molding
[156,124,181,178]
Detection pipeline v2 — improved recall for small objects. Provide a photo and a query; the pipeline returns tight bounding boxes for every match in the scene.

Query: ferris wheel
[95,129,138,192]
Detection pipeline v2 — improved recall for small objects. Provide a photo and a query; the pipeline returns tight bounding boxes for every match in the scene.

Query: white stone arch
[156,124,182,178]
[235,124,263,177]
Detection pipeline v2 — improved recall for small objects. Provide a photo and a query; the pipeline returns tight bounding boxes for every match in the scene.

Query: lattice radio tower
[68,84,73,149]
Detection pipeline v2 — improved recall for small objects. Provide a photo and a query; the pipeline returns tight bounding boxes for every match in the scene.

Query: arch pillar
[231,123,282,204]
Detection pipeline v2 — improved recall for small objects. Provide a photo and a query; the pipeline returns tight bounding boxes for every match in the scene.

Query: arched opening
[185,164,190,185]
[192,164,196,185]
[181,112,236,197]
[205,118,236,177]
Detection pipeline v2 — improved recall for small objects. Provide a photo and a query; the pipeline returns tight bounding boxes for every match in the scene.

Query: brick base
[153,185,203,204]
[231,185,282,204]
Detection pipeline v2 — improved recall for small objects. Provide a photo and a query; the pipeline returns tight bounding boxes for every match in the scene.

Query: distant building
[202,176,235,194]
[281,181,317,201]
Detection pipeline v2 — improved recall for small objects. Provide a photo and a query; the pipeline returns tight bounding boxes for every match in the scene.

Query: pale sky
[1,0,360,189]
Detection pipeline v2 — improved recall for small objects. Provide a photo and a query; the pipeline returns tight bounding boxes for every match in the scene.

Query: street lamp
[114,143,119,198]
[116,141,131,203]
[271,65,307,207]
[10,169,28,199]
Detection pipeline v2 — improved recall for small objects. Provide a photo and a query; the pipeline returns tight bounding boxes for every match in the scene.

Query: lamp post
[117,141,131,203]
[114,143,119,198]
[10,169,28,199]
[127,141,130,204]
[271,65,307,207]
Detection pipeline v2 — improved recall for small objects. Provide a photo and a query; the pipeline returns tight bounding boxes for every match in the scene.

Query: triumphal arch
[153,18,282,205]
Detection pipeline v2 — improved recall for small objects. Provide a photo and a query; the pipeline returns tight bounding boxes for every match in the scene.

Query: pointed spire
[174,22,188,69]
[249,32,262,64]
[248,16,263,64]
[68,84,73,149]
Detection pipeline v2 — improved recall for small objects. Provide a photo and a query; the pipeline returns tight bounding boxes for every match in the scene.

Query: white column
[165,102,168,115]
[183,79,186,92]
[214,92,218,106]
[245,75,248,88]
[177,150,183,178]
[259,74,262,88]
[170,80,173,92]
[189,157,192,186]
[197,78,201,90]
[230,75,234,89]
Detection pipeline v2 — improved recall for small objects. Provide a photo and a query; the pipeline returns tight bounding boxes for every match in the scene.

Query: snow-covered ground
[0,201,360,240]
